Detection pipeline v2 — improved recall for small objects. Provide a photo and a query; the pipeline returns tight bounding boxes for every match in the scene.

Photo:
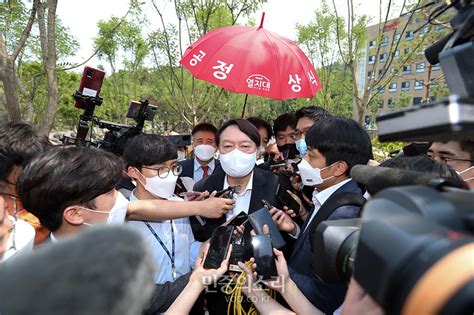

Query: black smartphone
[275,184,300,216]
[248,207,286,249]
[203,225,234,269]
[251,235,278,280]
[222,211,249,227]
[262,199,274,210]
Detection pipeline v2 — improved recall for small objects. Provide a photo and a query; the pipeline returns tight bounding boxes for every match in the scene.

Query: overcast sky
[57,0,396,72]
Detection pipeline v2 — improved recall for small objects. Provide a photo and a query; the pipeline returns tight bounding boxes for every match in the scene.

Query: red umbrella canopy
[180,14,322,100]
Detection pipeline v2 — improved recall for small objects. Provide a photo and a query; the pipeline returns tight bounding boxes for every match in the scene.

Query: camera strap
[310,192,366,231]
[144,220,176,280]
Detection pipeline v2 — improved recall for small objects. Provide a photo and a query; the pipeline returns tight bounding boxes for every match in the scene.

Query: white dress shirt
[224,172,254,220]
[1,217,35,262]
[193,158,216,182]
[127,192,202,284]
[290,178,353,238]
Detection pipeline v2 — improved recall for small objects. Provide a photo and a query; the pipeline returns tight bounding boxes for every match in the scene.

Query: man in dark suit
[191,119,292,315]
[178,123,222,184]
[270,116,372,314]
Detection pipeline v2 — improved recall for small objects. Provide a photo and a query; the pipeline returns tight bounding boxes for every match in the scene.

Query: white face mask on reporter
[219,149,256,178]
[194,144,216,161]
[298,158,336,186]
[134,168,178,200]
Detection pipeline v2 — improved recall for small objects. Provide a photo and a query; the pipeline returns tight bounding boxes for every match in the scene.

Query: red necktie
[202,165,209,178]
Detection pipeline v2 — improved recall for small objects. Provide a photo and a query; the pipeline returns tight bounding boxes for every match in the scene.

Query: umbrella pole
[241,94,249,118]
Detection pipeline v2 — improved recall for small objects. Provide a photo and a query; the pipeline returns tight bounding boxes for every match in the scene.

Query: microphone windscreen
[350,165,439,195]
[0,226,155,315]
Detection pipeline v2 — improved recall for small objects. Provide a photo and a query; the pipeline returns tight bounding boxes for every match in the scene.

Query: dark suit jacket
[178,158,223,181]
[192,167,292,315]
[143,272,191,314]
[288,179,363,314]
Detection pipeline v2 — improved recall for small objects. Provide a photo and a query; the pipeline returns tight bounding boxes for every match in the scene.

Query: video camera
[63,66,191,155]
[311,1,474,314]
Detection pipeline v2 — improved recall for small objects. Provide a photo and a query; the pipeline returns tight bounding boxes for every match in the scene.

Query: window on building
[380,53,388,62]
[413,97,422,105]
[378,99,384,108]
[389,83,397,92]
[394,33,401,41]
[416,62,425,73]
[378,69,386,78]
[432,63,441,71]
[368,71,375,79]
[406,30,415,40]
[393,50,400,58]
[420,26,430,36]
[369,40,376,48]
[404,48,411,55]
[403,64,412,74]
[368,55,376,64]
[381,36,389,47]
[401,81,410,91]
[378,85,385,93]
[415,80,424,90]
[388,99,396,108]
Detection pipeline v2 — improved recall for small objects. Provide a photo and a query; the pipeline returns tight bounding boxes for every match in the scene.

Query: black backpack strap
[310,192,366,231]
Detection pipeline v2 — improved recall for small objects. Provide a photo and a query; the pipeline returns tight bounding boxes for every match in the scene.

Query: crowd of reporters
[0,105,472,314]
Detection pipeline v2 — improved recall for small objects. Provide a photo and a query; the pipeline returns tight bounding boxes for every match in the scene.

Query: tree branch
[12,0,40,61]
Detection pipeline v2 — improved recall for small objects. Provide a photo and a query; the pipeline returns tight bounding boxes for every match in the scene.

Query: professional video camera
[62,66,191,154]
[311,1,474,314]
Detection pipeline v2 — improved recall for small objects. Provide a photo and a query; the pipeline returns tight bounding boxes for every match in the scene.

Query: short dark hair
[216,119,261,147]
[123,134,177,168]
[295,106,331,124]
[306,116,372,172]
[192,123,217,136]
[273,113,297,135]
[0,122,52,181]
[17,147,122,232]
[380,156,467,189]
[460,140,474,164]
[247,117,273,140]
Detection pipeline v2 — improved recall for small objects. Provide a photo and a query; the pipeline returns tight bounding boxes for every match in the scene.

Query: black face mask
[277,143,299,159]
[403,143,431,157]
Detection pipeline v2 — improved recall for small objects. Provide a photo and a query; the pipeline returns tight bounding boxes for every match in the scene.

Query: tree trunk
[0,57,22,122]
[38,0,59,135]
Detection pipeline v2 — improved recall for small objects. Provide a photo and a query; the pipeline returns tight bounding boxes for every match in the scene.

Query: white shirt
[291,178,353,238]
[1,217,35,262]
[224,172,254,220]
[193,158,216,182]
[127,192,202,284]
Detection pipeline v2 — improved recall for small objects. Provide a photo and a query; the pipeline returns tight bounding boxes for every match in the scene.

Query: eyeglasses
[142,165,183,178]
[426,153,474,164]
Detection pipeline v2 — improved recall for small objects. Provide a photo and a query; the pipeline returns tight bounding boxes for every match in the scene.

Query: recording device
[251,235,278,280]
[0,226,155,315]
[222,211,249,228]
[249,206,286,249]
[203,225,234,269]
[275,184,300,215]
[74,66,105,110]
[377,0,474,142]
[214,185,240,199]
[311,185,474,315]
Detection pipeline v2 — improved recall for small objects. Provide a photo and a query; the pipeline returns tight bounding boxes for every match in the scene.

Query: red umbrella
[180,13,322,117]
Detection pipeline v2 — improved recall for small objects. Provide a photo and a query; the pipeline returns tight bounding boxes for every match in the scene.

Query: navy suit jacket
[178,158,223,181]
[289,179,363,314]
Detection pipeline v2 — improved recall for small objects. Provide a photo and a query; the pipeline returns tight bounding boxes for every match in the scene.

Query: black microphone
[350,165,447,195]
[0,226,155,315]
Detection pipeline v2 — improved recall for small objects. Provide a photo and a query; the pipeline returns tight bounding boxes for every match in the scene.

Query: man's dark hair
[17,147,122,232]
[380,156,467,188]
[191,123,217,136]
[216,119,261,147]
[0,122,52,181]
[306,116,372,172]
[273,113,297,135]
[295,106,331,124]
[123,134,177,168]
[460,140,474,165]
[247,117,273,140]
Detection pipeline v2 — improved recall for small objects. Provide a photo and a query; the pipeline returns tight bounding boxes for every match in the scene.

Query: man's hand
[269,207,297,235]
[263,248,291,293]
[191,243,232,288]
[197,195,235,219]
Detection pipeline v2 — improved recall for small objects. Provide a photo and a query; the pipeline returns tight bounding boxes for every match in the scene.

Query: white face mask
[298,158,336,186]
[219,149,256,178]
[177,151,186,161]
[107,192,129,224]
[1,217,35,262]
[136,168,178,199]
[457,166,474,182]
[194,144,216,162]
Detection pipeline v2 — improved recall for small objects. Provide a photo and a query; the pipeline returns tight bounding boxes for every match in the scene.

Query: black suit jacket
[143,272,191,314]
[178,158,223,181]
